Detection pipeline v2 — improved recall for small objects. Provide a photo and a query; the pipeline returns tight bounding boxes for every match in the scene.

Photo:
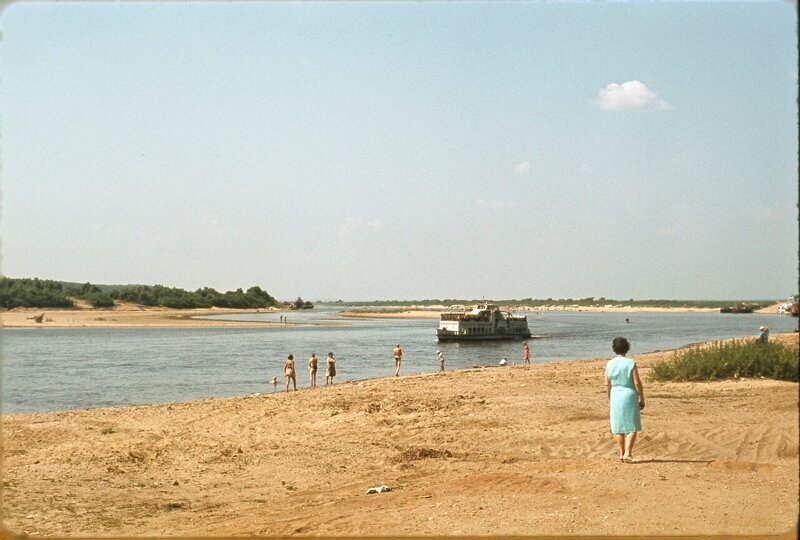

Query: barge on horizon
[436,304,532,341]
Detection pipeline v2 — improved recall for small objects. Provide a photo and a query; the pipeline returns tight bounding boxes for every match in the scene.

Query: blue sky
[1,2,797,300]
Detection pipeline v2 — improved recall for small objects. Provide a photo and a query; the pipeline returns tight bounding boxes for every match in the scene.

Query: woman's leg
[623,432,637,458]
[614,434,625,459]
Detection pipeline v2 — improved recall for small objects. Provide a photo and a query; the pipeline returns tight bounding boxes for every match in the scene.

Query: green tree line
[0,277,278,310]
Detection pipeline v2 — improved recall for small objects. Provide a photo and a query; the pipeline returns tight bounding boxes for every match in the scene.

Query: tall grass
[650,339,799,382]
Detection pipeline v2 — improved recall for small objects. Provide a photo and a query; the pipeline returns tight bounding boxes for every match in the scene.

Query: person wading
[284,354,297,392]
[308,353,318,387]
[325,352,336,385]
[393,343,403,376]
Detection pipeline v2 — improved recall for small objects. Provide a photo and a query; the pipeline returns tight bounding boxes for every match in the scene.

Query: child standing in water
[436,350,445,371]
[523,341,531,365]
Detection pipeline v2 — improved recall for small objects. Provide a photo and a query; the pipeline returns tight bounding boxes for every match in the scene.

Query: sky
[1,1,797,301]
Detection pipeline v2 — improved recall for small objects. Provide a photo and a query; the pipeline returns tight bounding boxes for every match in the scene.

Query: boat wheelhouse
[436,304,531,341]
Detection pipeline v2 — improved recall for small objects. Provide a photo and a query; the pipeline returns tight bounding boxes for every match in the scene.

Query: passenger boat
[436,304,531,341]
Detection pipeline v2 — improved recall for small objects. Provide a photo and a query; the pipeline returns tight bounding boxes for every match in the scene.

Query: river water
[2,307,796,413]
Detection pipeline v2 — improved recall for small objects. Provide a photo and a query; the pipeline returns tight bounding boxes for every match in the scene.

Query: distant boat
[436,304,531,341]
[719,305,753,314]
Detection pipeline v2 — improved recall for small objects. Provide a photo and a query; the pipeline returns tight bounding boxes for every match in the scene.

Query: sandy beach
[1,305,289,328]
[2,333,797,536]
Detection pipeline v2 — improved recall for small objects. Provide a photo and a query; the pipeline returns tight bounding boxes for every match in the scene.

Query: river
[1,306,796,413]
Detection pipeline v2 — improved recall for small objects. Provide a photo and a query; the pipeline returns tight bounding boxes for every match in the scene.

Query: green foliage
[650,340,799,382]
[84,292,115,308]
[292,296,314,310]
[111,285,158,306]
[2,277,278,310]
[57,281,140,293]
[108,283,277,309]
[0,277,75,309]
[78,282,101,295]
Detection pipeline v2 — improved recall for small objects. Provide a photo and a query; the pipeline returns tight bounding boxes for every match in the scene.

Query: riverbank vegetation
[0,277,278,310]
[650,339,799,382]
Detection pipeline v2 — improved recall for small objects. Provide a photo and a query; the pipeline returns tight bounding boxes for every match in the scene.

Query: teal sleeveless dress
[606,355,641,434]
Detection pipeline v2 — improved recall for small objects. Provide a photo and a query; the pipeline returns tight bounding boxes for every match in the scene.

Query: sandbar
[2,305,296,328]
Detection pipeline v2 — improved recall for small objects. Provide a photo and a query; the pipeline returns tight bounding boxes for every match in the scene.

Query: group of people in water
[278,344,407,392]
[275,341,538,392]
[279,352,337,391]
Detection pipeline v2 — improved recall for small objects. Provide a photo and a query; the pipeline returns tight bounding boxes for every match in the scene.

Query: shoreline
[1,306,303,328]
[3,333,796,536]
[4,332,797,418]
[1,300,787,327]
[339,303,788,319]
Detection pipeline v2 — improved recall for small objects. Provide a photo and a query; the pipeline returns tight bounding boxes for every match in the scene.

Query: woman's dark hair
[612,337,630,355]
[288,354,294,360]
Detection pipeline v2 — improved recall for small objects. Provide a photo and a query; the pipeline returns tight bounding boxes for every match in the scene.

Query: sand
[2,333,797,537]
[4,301,787,327]
[755,301,787,314]
[338,309,443,319]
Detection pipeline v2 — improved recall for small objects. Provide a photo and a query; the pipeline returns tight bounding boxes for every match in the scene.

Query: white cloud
[578,164,594,176]
[595,80,671,111]
[475,198,516,209]
[514,161,531,174]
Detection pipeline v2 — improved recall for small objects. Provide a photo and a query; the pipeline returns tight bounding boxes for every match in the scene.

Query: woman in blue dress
[604,337,645,463]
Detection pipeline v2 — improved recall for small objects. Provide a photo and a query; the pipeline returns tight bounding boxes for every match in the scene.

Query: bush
[85,293,115,308]
[650,339,799,382]
[158,295,199,309]
[2,277,278,310]
[0,277,74,309]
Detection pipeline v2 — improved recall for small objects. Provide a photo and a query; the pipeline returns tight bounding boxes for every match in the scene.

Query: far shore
[339,301,786,319]
[1,300,787,328]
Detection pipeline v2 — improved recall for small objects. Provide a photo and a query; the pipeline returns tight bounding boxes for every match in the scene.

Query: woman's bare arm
[632,364,645,406]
